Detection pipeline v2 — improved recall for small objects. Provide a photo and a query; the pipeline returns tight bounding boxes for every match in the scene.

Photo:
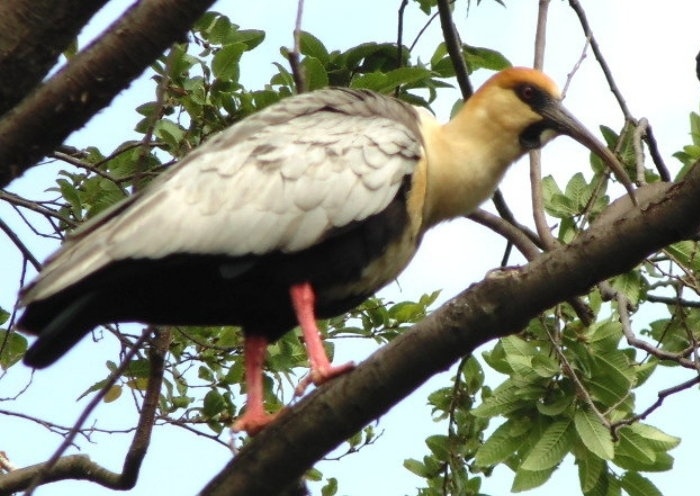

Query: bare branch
[616,293,699,370]
[562,36,590,98]
[567,0,632,120]
[0,217,41,271]
[533,0,550,70]
[286,0,306,93]
[644,125,671,182]
[611,375,700,434]
[647,293,700,308]
[632,118,649,184]
[0,0,109,114]
[468,209,541,260]
[437,0,473,99]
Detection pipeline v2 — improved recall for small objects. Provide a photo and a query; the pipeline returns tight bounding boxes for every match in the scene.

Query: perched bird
[17,67,634,435]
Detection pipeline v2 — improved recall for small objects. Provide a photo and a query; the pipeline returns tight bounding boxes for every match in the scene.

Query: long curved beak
[541,102,637,205]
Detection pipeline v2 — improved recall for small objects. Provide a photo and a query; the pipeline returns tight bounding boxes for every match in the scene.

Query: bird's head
[469,67,635,199]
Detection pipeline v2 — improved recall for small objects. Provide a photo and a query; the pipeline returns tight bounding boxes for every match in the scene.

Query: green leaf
[665,241,700,272]
[511,466,555,492]
[471,379,524,417]
[614,451,674,472]
[542,175,577,218]
[425,434,449,461]
[611,271,646,306]
[576,449,606,493]
[154,119,186,149]
[231,29,265,50]
[475,419,525,466]
[78,378,109,400]
[217,326,240,348]
[403,458,430,478]
[536,389,573,416]
[300,31,329,64]
[586,320,622,354]
[628,423,680,451]
[616,426,656,464]
[564,172,589,208]
[203,389,226,417]
[463,44,511,72]
[521,419,572,471]
[0,306,9,325]
[461,355,484,394]
[0,331,28,369]
[620,471,662,496]
[212,43,246,81]
[321,477,338,496]
[302,56,329,91]
[574,409,614,460]
[103,385,122,403]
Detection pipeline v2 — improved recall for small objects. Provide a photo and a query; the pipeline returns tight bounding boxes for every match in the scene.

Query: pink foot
[231,410,279,436]
[232,335,278,436]
[290,283,356,396]
[294,361,356,397]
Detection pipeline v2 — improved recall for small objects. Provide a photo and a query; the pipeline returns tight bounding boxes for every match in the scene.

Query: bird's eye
[519,84,535,101]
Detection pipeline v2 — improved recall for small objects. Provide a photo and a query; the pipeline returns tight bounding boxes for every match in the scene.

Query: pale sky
[2,2,699,495]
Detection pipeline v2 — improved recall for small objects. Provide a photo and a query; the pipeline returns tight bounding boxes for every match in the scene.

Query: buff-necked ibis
[17,67,634,435]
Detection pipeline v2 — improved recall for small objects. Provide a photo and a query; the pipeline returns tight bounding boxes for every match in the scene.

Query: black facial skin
[515,83,560,150]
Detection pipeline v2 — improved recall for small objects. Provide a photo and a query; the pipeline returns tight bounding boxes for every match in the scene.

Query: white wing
[22,89,424,302]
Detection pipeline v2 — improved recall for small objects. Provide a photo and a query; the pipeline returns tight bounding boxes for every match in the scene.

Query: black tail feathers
[20,293,96,368]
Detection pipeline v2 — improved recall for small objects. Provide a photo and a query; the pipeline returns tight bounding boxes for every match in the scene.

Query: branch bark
[201,163,700,496]
[0,0,109,115]
[0,0,216,189]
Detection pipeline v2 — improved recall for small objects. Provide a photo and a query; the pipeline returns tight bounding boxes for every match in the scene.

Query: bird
[16,67,634,435]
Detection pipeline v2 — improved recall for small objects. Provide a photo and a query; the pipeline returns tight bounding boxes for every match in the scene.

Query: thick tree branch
[0,0,109,115]
[0,0,216,189]
[200,166,700,495]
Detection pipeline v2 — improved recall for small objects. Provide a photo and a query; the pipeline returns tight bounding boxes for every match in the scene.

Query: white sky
[1,1,700,495]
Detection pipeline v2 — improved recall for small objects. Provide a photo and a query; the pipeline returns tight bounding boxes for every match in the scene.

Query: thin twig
[616,293,698,370]
[436,0,473,99]
[287,0,306,93]
[545,325,611,430]
[646,293,700,308]
[533,0,550,70]
[0,217,41,271]
[468,209,541,260]
[632,118,648,185]
[610,375,700,435]
[562,36,590,98]
[567,0,632,120]
[530,2,559,251]
[644,125,671,181]
[409,11,441,53]
[397,0,408,68]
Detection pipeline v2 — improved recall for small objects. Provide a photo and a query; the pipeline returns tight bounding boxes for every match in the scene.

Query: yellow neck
[416,99,527,228]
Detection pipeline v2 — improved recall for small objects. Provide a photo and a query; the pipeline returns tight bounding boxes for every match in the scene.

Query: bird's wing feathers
[21,89,424,303]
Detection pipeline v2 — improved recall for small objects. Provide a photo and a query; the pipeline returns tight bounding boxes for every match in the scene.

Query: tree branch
[0,0,217,188]
[200,165,700,495]
[0,0,109,115]
[436,0,473,99]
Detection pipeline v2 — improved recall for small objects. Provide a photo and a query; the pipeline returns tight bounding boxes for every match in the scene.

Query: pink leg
[232,335,277,435]
[291,282,355,396]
